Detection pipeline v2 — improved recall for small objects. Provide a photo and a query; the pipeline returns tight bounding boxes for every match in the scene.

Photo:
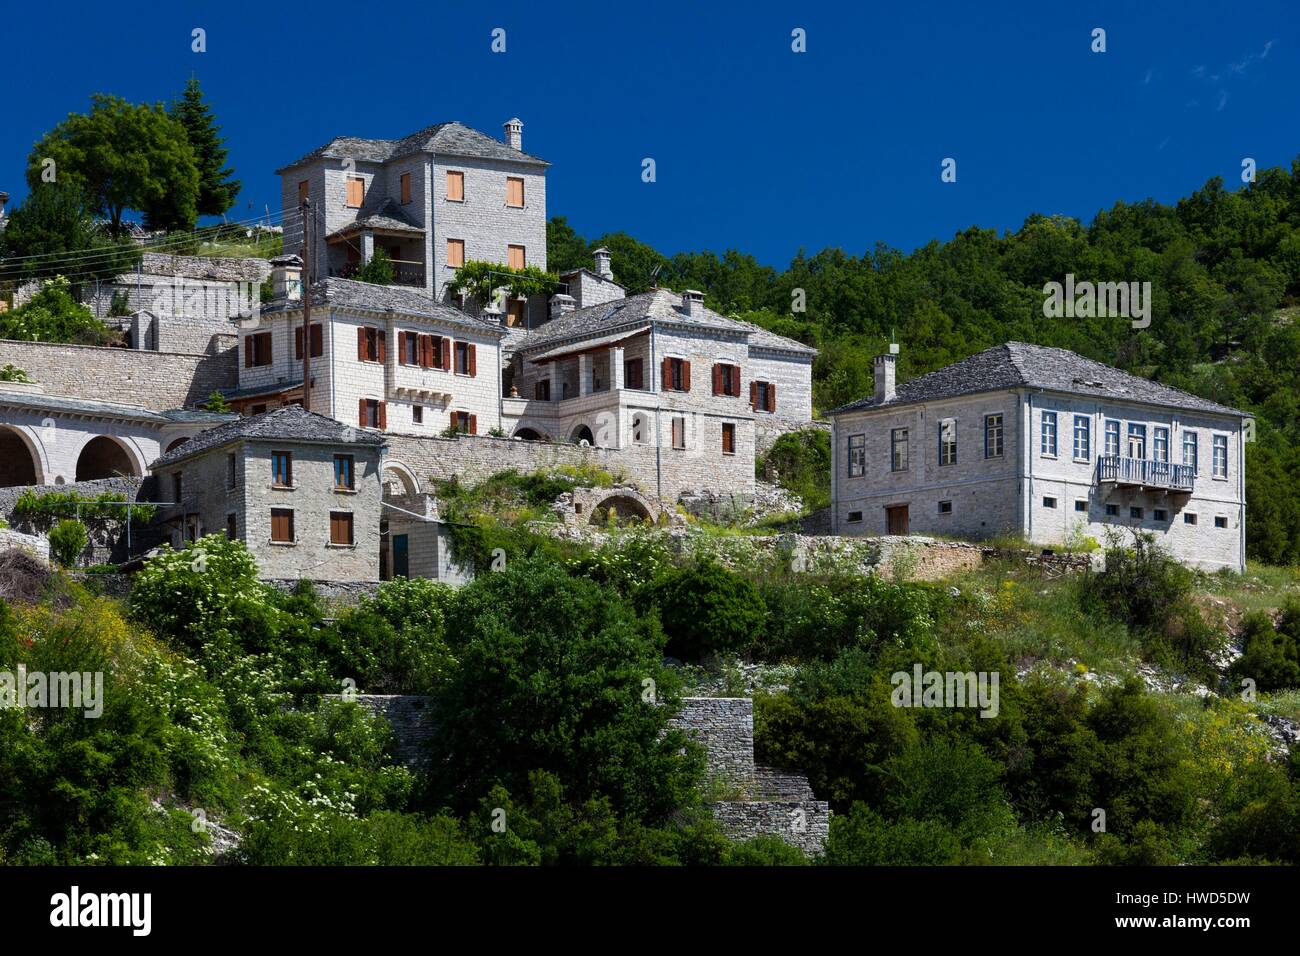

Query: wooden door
[886,504,909,536]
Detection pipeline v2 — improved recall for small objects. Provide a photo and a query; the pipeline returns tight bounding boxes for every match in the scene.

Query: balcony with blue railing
[1097,455,1194,492]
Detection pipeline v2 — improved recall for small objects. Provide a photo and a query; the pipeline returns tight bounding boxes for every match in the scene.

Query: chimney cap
[592,246,610,255]
[504,117,523,126]
[683,289,705,300]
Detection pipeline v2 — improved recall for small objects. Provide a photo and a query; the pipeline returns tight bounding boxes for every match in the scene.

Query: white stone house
[276,119,548,327]
[827,342,1250,572]
[503,280,817,501]
[227,260,506,452]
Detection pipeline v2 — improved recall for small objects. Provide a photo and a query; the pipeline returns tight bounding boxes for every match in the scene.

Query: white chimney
[592,247,613,281]
[550,293,576,319]
[874,352,897,403]
[503,118,523,151]
[270,254,303,301]
[0,191,8,220]
[682,290,705,318]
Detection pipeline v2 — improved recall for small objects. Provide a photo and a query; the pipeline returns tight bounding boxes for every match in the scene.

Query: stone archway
[513,427,547,442]
[567,486,664,528]
[589,494,654,527]
[382,459,420,497]
[571,424,595,445]
[0,426,42,487]
[164,437,191,453]
[75,436,140,481]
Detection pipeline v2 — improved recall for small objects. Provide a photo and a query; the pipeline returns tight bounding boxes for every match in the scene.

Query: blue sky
[4,0,1298,266]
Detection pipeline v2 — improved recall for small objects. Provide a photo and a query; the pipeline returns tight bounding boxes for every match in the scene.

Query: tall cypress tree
[171,76,240,217]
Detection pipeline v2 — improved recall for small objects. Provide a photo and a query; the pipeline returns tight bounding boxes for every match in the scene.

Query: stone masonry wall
[666,697,757,786]
[0,339,237,411]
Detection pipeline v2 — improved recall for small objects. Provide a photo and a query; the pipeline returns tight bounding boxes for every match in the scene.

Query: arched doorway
[164,437,190,453]
[513,427,546,441]
[0,427,41,487]
[571,424,595,445]
[382,460,420,497]
[75,436,139,481]
[589,494,654,527]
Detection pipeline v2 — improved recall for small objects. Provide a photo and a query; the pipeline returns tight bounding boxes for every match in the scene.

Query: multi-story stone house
[827,342,1250,571]
[149,405,386,581]
[226,258,506,442]
[502,283,816,500]
[276,118,548,327]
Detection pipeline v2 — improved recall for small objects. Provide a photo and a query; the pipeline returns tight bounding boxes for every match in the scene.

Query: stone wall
[265,578,384,606]
[322,694,435,767]
[667,697,757,786]
[0,339,237,411]
[710,800,830,857]
[0,477,161,565]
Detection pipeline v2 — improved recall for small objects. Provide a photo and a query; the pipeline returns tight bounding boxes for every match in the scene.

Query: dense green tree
[0,183,139,286]
[641,559,766,660]
[0,277,117,345]
[170,77,240,217]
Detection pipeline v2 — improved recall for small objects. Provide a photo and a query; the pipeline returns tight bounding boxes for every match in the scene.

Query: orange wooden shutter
[397,331,407,365]
[508,245,525,269]
[681,361,691,391]
[298,180,309,205]
[750,381,758,409]
[346,177,364,207]
[447,171,464,201]
[377,330,386,363]
[767,383,777,412]
[661,357,671,390]
[468,343,477,377]
[468,414,478,435]
[442,337,452,370]
[357,327,367,360]
[358,398,367,426]
[447,239,464,267]
[378,401,387,430]
[713,364,723,395]
[732,365,742,396]
[507,177,524,207]
[400,173,411,204]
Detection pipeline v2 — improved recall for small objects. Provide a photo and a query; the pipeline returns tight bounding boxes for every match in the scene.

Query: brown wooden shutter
[377,330,386,363]
[712,364,722,395]
[400,173,411,204]
[245,337,254,368]
[767,383,777,412]
[311,324,322,357]
[732,365,742,396]
[295,327,303,359]
[468,414,478,435]
[682,360,691,391]
[750,381,758,409]
[397,331,407,365]
[358,398,367,426]
[661,357,671,390]
[357,327,367,361]
[378,401,387,430]
[468,343,477,377]
[442,337,452,370]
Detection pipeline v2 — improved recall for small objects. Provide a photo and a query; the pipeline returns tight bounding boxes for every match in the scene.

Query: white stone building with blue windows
[827,342,1250,571]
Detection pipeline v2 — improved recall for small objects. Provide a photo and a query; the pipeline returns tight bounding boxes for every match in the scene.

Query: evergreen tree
[170,77,240,217]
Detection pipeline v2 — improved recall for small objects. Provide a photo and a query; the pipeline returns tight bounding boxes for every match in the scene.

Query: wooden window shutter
[298,180,309,205]
[712,364,722,395]
[442,337,452,370]
[397,331,407,365]
[377,330,386,363]
[295,327,303,359]
[245,337,254,368]
[311,324,322,357]
[767,383,777,412]
[507,177,524,207]
[357,327,367,360]
[750,381,758,409]
[400,173,411,204]
[681,360,691,391]
[661,357,671,390]
[468,414,478,435]
[508,245,525,270]
[377,401,387,430]
[447,170,464,201]
[732,365,742,397]
[358,398,367,426]
[468,343,477,377]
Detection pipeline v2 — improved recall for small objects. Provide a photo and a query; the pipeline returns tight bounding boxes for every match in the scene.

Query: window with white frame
[1104,419,1120,457]
[1212,434,1228,478]
[939,418,956,466]
[1127,422,1146,459]
[1073,415,1090,460]
[1041,411,1057,456]
[984,414,1003,459]
[1153,426,1169,463]
[891,428,909,472]
[1182,430,1198,473]
[848,434,866,477]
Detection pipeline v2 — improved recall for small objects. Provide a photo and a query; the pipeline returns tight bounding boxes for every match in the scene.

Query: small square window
[412,405,423,425]
[1153,509,1168,521]
[1130,507,1144,520]
[1215,516,1228,529]
[847,511,863,523]
[1074,500,1087,512]
[1105,504,1119,517]
[1184,513,1198,525]
[938,500,953,515]
[1043,497,1057,509]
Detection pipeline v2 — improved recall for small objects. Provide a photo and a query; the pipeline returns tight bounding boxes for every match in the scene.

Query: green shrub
[723,835,809,866]
[330,578,456,693]
[757,428,831,510]
[1230,607,1300,692]
[354,248,395,285]
[823,803,961,865]
[641,559,766,661]
[47,519,88,567]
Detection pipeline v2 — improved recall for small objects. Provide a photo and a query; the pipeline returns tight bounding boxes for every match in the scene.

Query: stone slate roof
[258,277,505,336]
[828,342,1246,417]
[517,289,817,357]
[149,405,385,469]
[276,121,548,173]
[0,388,235,425]
[136,253,272,283]
[327,198,424,237]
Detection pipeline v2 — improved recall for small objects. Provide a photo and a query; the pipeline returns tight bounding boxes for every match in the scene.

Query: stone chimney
[874,350,897,403]
[270,254,303,301]
[682,289,705,318]
[503,118,523,151]
[592,247,613,281]
[550,293,576,319]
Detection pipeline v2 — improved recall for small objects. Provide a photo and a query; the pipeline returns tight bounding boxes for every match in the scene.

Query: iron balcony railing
[1097,455,1195,491]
